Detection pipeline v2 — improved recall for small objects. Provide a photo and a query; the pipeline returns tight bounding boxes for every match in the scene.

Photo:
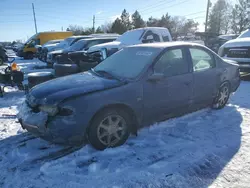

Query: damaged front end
[17,95,77,145]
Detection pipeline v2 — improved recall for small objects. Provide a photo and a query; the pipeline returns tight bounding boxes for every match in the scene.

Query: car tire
[0,57,3,65]
[79,61,98,72]
[212,82,230,109]
[88,108,131,150]
[28,72,54,88]
[54,63,80,77]
[24,52,33,60]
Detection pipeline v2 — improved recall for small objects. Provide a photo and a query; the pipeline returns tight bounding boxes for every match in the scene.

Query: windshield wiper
[91,69,121,81]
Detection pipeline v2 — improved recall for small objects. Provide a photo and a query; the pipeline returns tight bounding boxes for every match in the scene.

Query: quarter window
[189,48,215,72]
[154,48,189,77]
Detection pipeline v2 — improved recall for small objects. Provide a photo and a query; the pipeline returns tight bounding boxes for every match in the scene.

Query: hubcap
[97,115,126,146]
[218,86,229,106]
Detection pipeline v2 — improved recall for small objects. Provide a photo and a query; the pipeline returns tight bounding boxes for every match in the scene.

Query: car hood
[87,41,123,53]
[221,37,250,48]
[29,71,123,105]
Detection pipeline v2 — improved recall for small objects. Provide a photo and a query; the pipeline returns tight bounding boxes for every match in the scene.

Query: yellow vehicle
[17,31,73,59]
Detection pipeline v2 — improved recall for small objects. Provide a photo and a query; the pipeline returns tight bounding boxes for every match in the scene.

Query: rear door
[188,47,218,106]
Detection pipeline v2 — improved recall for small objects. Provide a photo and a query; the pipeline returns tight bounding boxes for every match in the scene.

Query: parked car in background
[17,31,72,59]
[218,29,250,72]
[0,46,8,65]
[18,42,240,150]
[55,37,118,64]
[87,27,172,56]
[206,34,238,53]
[46,35,93,63]
[13,43,23,52]
[36,39,63,61]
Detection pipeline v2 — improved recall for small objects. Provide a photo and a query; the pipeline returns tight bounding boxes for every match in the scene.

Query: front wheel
[88,108,130,150]
[212,82,230,109]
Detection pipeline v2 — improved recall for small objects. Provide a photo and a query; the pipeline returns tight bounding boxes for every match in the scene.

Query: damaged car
[18,42,240,150]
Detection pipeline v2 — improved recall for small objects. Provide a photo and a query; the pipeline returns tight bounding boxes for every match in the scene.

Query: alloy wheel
[97,115,127,147]
[218,85,229,107]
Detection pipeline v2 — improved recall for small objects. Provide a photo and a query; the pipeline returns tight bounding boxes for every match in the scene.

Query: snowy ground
[0,57,250,187]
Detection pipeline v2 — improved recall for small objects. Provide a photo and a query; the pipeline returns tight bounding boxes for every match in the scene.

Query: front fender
[59,82,143,135]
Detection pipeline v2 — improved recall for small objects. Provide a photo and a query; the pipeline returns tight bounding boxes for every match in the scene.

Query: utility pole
[32,3,38,34]
[205,0,210,33]
[92,15,95,34]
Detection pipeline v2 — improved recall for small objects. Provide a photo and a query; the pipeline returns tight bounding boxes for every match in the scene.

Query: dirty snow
[0,57,250,187]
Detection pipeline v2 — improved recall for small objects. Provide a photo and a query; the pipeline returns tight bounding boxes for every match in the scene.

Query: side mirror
[147,73,164,82]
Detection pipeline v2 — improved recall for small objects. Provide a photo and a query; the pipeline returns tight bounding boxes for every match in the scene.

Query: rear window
[238,29,250,38]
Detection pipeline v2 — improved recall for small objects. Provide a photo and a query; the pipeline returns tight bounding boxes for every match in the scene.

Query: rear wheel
[212,82,230,109]
[88,108,130,150]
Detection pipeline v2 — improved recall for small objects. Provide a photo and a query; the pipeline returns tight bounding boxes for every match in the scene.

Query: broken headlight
[39,105,58,116]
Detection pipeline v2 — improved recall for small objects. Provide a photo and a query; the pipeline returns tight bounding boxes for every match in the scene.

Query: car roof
[132,27,169,31]
[129,41,205,49]
[80,37,117,41]
[68,35,92,39]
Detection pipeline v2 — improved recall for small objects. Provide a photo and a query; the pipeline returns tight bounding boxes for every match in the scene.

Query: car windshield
[68,40,87,51]
[58,37,75,48]
[93,47,162,79]
[238,29,250,38]
[24,33,38,45]
[116,29,144,44]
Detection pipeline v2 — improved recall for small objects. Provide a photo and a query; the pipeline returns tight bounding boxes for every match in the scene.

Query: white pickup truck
[218,29,250,72]
[87,27,172,56]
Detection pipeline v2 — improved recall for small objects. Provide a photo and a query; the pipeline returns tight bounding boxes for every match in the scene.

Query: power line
[141,0,191,16]
[183,11,206,17]
[138,0,176,13]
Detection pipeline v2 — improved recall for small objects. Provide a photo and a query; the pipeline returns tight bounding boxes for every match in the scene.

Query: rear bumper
[231,76,241,92]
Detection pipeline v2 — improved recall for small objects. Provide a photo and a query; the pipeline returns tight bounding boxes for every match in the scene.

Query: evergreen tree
[111,18,126,34]
[120,9,131,31]
[131,10,145,29]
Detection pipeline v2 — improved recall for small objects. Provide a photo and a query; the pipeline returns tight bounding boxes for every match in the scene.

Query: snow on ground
[0,58,250,187]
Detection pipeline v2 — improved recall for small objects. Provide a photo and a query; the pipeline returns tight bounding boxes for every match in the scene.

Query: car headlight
[39,105,58,116]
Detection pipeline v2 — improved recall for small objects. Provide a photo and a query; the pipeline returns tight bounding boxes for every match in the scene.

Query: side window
[143,30,160,42]
[86,41,100,49]
[162,35,169,42]
[190,48,215,72]
[28,40,36,47]
[154,48,189,77]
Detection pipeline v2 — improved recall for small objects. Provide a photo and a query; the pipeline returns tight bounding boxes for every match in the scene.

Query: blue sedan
[18,42,240,150]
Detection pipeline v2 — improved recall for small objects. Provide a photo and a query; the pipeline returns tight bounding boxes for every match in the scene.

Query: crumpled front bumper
[18,102,86,145]
[18,102,53,140]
